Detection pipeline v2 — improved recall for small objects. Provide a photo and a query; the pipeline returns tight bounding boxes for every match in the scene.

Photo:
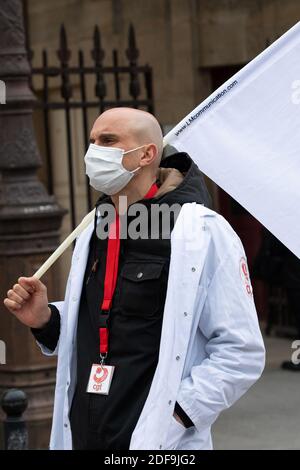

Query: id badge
[87,363,115,395]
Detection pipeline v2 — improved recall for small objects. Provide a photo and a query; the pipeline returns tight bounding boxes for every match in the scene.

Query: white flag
[164,21,300,259]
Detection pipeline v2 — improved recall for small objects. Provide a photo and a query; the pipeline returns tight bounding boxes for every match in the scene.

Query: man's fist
[3,277,51,329]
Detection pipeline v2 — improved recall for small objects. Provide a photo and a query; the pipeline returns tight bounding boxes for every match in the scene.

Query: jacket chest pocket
[119,260,167,317]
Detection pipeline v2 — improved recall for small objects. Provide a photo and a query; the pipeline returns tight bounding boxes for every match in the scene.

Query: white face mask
[84,143,145,195]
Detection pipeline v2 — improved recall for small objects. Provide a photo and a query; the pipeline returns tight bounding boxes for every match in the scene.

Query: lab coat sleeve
[35,301,64,356]
[35,243,75,356]
[176,233,266,433]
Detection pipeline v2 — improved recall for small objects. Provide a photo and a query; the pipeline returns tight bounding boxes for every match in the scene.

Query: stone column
[0,0,65,449]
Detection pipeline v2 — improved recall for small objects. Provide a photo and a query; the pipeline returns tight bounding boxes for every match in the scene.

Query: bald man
[4,108,212,450]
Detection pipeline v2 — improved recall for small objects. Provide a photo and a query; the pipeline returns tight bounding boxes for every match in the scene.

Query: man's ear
[140,143,158,167]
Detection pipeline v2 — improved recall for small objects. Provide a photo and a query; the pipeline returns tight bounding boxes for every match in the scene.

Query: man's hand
[3,276,51,329]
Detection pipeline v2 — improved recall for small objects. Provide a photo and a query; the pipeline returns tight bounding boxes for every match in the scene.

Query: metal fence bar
[32,100,152,110]
[31,65,151,74]
[113,50,121,101]
[57,25,76,229]
[78,49,92,212]
[145,65,154,114]
[92,26,107,115]
[42,49,54,195]
[126,24,141,108]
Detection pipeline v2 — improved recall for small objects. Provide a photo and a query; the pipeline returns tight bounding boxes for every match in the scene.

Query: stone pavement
[212,334,300,450]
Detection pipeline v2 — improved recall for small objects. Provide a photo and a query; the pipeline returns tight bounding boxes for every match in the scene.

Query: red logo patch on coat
[240,257,253,297]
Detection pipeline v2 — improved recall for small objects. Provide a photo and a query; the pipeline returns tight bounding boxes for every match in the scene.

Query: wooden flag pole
[33,208,96,279]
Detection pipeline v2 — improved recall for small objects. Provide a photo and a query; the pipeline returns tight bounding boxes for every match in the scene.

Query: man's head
[89,107,163,177]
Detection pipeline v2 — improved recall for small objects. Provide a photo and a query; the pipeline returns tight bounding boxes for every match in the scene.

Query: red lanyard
[99,182,158,358]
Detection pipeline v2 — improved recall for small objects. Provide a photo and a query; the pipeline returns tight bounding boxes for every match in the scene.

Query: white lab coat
[38,203,265,450]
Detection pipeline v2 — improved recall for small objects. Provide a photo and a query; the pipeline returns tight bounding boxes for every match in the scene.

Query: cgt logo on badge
[0,80,6,104]
[0,340,6,365]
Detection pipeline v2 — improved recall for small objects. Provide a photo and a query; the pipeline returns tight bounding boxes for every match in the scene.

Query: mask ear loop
[123,144,148,155]
[122,144,149,174]
[130,167,141,174]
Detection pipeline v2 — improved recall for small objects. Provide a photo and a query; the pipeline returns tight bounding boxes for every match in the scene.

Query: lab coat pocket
[165,416,187,450]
